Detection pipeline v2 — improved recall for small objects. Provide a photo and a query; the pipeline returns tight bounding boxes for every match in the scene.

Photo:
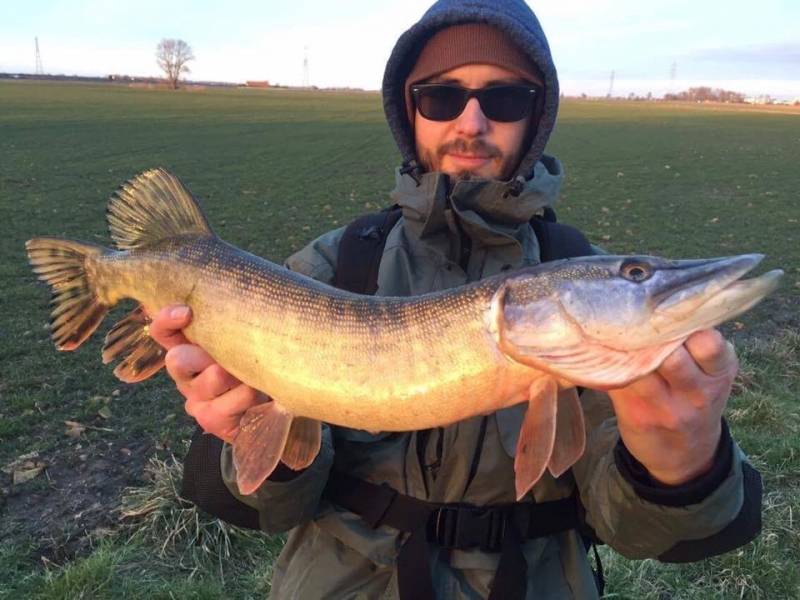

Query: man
[151,1,762,598]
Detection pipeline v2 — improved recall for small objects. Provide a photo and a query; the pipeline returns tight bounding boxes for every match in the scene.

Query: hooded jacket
[383,0,560,181]
[212,1,761,598]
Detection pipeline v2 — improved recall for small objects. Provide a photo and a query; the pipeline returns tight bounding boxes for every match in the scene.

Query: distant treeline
[664,87,745,103]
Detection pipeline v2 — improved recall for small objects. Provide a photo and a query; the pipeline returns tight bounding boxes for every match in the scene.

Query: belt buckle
[481,507,508,553]
[431,506,460,548]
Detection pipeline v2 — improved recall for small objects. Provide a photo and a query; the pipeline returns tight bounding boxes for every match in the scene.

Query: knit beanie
[404,23,543,126]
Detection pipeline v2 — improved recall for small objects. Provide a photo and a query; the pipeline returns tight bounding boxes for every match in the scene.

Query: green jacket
[221,162,751,599]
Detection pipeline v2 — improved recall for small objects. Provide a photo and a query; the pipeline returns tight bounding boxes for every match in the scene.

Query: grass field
[1,80,798,599]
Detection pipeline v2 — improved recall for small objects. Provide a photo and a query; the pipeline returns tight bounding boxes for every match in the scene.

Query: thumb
[149,304,192,350]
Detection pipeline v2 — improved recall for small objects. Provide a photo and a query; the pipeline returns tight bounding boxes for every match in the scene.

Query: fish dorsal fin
[107,168,214,250]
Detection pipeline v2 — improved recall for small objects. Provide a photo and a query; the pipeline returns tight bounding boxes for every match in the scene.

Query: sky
[1,0,799,99]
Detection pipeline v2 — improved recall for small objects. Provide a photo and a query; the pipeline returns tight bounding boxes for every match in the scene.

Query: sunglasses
[411,83,540,123]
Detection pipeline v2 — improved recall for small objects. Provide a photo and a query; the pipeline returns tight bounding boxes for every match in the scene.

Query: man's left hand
[607,329,738,486]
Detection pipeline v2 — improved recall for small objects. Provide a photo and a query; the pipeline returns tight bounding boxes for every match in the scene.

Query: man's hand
[150,304,267,443]
[607,329,737,486]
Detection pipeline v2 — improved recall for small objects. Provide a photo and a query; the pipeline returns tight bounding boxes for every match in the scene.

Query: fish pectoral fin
[102,305,165,383]
[233,401,293,496]
[547,387,587,479]
[281,417,322,471]
[514,377,558,501]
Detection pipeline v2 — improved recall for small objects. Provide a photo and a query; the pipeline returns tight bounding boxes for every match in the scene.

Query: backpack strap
[332,205,402,294]
[531,209,594,262]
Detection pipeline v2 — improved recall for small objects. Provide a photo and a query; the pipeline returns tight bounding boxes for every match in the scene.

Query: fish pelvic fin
[281,417,322,471]
[514,377,558,501]
[26,237,110,351]
[233,401,293,496]
[107,168,214,250]
[547,387,587,479]
[102,305,165,383]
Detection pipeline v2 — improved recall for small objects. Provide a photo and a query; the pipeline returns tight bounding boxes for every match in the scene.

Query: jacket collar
[390,156,564,248]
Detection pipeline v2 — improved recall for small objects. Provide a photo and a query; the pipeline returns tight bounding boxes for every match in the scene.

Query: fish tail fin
[107,167,214,250]
[25,237,110,351]
[102,305,165,383]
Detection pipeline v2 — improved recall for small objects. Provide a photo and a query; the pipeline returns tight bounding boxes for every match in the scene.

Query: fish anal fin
[233,402,293,496]
[107,168,214,250]
[102,305,165,383]
[281,417,322,470]
[547,387,587,479]
[514,377,558,501]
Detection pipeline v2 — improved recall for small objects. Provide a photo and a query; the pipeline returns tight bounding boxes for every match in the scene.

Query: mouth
[654,254,783,319]
[446,153,494,170]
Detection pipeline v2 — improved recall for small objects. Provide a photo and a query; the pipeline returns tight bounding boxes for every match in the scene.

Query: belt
[324,470,582,600]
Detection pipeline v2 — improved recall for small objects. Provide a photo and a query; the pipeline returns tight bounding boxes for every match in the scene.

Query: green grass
[1,81,798,598]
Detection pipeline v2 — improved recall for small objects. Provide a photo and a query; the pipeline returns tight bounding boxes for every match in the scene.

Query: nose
[454,97,489,137]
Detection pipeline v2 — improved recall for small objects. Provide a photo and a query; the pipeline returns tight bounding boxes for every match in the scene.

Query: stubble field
[0,80,798,598]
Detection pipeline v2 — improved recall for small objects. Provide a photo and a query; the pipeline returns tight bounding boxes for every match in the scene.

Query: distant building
[246,80,270,88]
[744,95,774,105]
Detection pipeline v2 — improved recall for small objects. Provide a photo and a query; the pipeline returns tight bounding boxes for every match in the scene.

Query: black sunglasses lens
[480,86,534,122]
[416,86,467,121]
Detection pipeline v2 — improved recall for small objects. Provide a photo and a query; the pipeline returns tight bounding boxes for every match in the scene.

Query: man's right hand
[150,304,267,443]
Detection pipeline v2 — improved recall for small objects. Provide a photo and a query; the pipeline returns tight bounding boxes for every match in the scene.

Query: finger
[685,330,737,377]
[607,370,669,429]
[186,386,267,442]
[149,304,192,350]
[188,363,241,399]
[608,366,668,398]
[657,344,705,392]
[165,344,216,385]
[212,385,266,419]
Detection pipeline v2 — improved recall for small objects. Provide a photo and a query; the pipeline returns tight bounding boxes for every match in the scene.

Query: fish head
[492,254,783,388]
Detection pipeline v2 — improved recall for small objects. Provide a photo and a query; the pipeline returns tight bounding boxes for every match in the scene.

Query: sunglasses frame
[410,83,540,123]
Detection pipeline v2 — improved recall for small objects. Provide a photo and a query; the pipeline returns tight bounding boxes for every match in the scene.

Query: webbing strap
[332,205,402,295]
[325,471,580,600]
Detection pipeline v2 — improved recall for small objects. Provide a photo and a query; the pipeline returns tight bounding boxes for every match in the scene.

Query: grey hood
[382,0,560,182]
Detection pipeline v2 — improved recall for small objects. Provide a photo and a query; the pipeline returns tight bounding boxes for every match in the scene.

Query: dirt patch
[0,437,152,563]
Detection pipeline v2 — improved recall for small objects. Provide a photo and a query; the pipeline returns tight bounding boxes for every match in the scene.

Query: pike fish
[26,169,783,499]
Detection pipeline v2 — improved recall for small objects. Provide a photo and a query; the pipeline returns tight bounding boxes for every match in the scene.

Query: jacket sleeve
[571,389,762,560]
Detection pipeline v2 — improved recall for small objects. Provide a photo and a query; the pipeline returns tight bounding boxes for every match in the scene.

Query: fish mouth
[653,254,783,324]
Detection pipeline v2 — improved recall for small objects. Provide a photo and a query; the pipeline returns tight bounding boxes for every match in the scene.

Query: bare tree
[156,39,195,89]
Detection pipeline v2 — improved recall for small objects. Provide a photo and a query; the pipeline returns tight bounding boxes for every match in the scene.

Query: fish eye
[620,260,652,283]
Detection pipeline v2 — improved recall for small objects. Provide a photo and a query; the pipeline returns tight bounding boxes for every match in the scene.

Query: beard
[417,137,521,182]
